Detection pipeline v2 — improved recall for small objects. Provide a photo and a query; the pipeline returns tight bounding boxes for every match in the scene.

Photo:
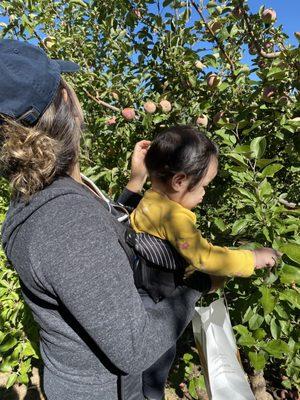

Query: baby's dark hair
[145,125,218,190]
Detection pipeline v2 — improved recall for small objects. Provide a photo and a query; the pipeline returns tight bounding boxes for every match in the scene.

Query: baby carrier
[81,173,187,303]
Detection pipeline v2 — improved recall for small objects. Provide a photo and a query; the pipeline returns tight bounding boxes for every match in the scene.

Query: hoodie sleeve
[117,187,143,209]
[36,194,200,375]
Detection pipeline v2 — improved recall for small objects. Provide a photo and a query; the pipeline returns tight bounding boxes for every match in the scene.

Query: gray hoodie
[1,174,204,400]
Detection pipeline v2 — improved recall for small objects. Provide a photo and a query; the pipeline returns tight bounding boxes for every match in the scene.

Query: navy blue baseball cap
[0,39,80,125]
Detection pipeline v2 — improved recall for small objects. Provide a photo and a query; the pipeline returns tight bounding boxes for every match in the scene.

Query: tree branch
[278,198,298,209]
[82,88,120,112]
[190,0,235,74]
[32,30,48,52]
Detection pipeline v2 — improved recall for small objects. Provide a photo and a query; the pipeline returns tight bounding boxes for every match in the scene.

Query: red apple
[43,36,56,49]
[159,100,172,113]
[133,9,142,19]
[144,101,157,114]
[111,92,119,101]
[262,86,276,102]
[107,116,117,125]
[122,108,136,121]
[294,32,300,41]
[196,114,208,128]
[207,73,220,88]
[261,8,276,24]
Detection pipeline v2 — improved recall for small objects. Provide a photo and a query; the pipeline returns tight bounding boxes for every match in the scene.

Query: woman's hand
[253,248,282,270]
[126,140,151,193]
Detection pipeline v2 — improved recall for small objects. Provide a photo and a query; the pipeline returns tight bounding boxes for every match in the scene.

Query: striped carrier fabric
[125,229,187,271]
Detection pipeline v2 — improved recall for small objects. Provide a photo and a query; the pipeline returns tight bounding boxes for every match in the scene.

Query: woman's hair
[0,78,84,204]
[145,125,219,190]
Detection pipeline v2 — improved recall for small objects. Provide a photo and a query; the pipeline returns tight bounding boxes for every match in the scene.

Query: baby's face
[179,157,218,210]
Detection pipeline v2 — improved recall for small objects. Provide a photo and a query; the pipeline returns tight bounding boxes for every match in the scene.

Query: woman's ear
[171,172,188,192]
[62,88,68,103]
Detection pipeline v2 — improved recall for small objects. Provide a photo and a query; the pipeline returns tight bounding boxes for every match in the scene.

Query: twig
[278,198,298,209]
[32,30,48,51]
[190,0,235,74]
[82,88,121,112]
[241,6,281,59]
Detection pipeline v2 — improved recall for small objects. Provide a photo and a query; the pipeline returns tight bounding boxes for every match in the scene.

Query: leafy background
[0,0,299,398]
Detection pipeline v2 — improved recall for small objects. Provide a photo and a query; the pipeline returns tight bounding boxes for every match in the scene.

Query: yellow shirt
[130,189,255,277]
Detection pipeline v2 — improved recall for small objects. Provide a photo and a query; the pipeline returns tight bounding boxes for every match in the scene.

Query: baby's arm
[164,210,255,277]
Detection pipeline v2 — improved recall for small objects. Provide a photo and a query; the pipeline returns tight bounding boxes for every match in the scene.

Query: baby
[128,125,280,400]
[130,125,280,279]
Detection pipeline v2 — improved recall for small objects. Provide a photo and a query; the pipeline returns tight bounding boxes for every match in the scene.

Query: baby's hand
[253,248,282,270]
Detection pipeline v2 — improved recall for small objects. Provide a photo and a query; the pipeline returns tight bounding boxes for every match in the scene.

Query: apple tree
[0,0,299,397]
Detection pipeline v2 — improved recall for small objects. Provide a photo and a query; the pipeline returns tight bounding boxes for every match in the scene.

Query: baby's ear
[171,172,188,191]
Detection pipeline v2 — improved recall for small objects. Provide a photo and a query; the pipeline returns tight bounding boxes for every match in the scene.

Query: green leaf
[231,219,248,235]
[258,178,273,198]
[279,243,300,264]
[263,339,290,358]
[261,163,283,178]
[227,153,247,166]
[238,334,256,347]
[266,67,285,80]
[256,158,279,168]
[213,217,227,232]
[253,328,267,340]
[248,351,266,371]
[248,314,264,330]
[250,136,266,159]
[279,264,300,284]
[0,331,7,345]
[242,307,254,323]
[279,289,300,309]
[259,287,276,315]
[233,325,250,336]
[183,352,193,363]
[270,318,281,339]
[23,341,37,357]
[0,360,12,373]
[69,0,87,7]
[274,305,289,320]
[6,372,18,389]
[262,226,271,242]
[235,187,257,202]
[0,337,17,353]
[19,373,29,385]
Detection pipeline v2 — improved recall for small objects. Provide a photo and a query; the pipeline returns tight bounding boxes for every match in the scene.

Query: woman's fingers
[135,140,151,153]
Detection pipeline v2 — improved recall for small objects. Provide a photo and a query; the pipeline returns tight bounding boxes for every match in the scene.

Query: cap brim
[54,59,80,73]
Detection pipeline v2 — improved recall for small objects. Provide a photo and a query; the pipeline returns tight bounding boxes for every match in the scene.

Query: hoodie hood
[1,174,93,260]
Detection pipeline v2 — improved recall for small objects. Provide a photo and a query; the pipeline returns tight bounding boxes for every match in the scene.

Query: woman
[0,39,212,400]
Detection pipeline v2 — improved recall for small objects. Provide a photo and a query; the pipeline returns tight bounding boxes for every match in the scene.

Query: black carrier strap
[107,201,188,303]
[122,225,187,303]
